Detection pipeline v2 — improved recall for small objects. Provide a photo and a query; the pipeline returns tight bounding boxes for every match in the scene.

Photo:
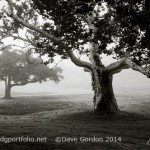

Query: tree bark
[5,85,12,99]
[4,76,12,99]
[94,71,119,114]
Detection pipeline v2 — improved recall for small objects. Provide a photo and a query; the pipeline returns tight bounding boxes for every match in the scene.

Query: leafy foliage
[0,49,63,85]
[105,0,150,64]
[30,0,150,65]
[31,0,115,56]
[1,0,149,66]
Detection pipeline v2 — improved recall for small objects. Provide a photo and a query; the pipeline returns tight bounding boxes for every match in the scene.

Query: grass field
[0,93,150,150]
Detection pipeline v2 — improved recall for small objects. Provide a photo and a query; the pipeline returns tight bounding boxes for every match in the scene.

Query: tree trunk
[4,76,12,99]
[5,85,12,99]
[94,71,119,114]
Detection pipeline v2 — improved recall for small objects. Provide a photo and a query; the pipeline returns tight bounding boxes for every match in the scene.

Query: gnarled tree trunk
[93,71,119,114]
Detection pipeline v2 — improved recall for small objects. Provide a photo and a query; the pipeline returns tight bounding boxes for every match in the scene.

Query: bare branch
[51,59,64,70]
[25,50,44,67]
[0,44,30,51]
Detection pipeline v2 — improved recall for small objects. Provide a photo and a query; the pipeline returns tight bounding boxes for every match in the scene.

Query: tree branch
[67,50,93,70]
[110,65,129,74]
[0,44,29,51]
[1,34,36,47]
[4,0,59,42]
[11,80,38,87]
[105,58,150,78]
[105,58,127,73]
[4,0,93,70]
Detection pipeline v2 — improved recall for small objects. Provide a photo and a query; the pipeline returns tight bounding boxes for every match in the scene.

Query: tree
[1,0,150,114]
[0,49,63,99]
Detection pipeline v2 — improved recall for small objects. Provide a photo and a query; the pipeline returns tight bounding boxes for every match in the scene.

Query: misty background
[0,55,149,97]
[0,0,149,96]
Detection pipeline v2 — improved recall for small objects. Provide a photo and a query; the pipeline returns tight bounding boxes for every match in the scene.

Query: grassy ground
[0,94,150,150]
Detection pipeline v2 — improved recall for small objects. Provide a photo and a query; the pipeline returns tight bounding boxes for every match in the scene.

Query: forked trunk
[94,71,119,114]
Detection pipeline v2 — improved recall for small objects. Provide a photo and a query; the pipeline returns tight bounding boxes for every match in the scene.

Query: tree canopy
[30,0,150,64]
[1,0,149,72]
[0,49,63,98]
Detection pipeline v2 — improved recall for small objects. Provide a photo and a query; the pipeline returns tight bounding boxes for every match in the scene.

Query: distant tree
[1,0,150,114]
[0,49,63,99]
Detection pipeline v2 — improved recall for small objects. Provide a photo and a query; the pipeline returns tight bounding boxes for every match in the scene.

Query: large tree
[1,0,150,113]
[0,49,63,99]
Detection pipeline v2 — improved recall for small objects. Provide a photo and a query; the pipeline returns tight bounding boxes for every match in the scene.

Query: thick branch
[105,58,127,73]
[110,65,129,74]
[67,50,93,71]
[105,58,150,78]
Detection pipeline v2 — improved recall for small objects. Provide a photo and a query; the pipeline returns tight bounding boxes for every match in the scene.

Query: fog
[0,0,149,96]
[0,37,149,96]
[0,57,149,96]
